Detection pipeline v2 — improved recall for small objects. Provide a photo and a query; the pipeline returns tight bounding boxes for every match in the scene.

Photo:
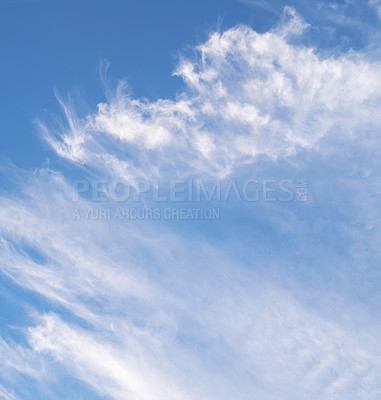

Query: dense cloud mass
[43,7,381,182]
[1,6,381,400]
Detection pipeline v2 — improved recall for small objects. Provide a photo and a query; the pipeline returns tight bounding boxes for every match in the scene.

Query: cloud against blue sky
[0,1,381,400]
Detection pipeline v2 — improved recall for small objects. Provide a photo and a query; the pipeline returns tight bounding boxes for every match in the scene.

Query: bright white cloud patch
[43,7,381,182]
[1,6,381,400]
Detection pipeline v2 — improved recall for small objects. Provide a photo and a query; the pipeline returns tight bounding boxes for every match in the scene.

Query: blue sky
[1,1,381,399]
[0,0,259,167]
[3,0,378,167]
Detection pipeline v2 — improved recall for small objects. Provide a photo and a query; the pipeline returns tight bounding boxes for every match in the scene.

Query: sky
[0,1,381,399]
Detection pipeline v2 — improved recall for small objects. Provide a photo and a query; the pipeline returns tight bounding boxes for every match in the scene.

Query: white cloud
[40,8,381,182]
[0,177,380,399]
[1,166,380,399]
[0,384,19,400]
[370,0,381,18]
[29,314,192,400]
[1,6,381,400]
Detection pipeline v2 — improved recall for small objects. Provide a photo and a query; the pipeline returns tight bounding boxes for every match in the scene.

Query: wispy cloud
[40,8,381,184]
[370,0,381,16]
[1,163,380,399]
[0,384,19,400]
[1,6,381,400]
